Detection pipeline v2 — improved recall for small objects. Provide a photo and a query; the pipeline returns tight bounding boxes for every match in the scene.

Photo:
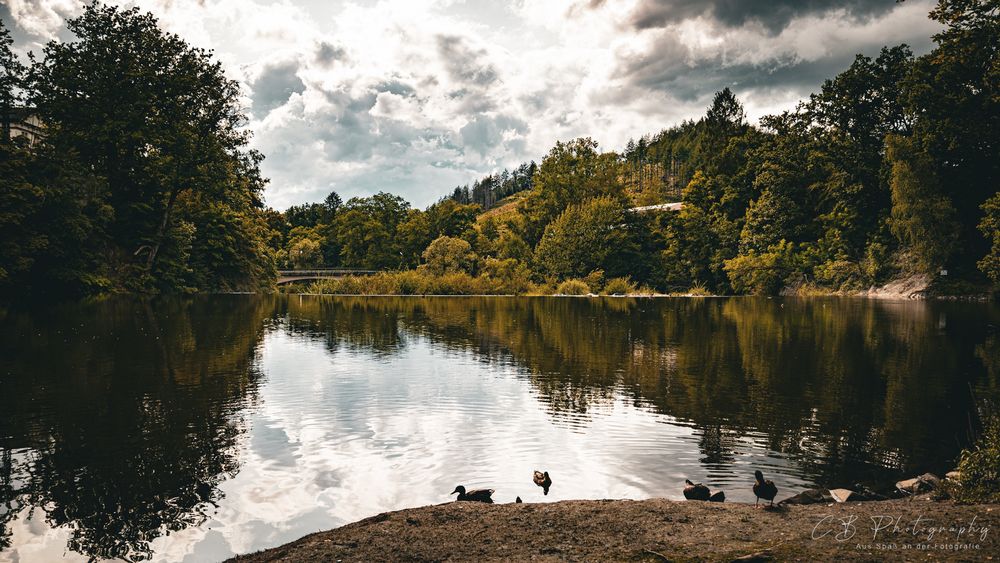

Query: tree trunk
[145,188,181,272]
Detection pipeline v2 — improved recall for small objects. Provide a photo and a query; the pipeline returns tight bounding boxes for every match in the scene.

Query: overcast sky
[2,0,941,210]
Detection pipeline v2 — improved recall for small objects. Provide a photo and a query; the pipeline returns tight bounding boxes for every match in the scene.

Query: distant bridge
[277,269,378,285]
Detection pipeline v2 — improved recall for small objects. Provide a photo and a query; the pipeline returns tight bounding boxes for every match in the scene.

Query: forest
[0,0,998,297]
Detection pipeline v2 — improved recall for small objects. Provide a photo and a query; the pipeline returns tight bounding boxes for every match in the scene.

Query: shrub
[422,236,475,275]
[583,269,605,293]
[603,276,637,296]
[556,279,590,295]
[481,257,534,295]
[952,413,1000,503]
[723,242,793,295]
[687,284,712,296]
[814,259,863,290]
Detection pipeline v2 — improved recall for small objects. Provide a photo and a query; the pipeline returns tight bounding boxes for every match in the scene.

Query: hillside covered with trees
[1,0,998,297]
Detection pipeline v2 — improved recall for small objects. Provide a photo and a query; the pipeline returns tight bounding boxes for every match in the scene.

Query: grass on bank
[301,270,662,296]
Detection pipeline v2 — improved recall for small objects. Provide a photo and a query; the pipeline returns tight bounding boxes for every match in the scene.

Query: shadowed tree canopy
[25,2,275,292]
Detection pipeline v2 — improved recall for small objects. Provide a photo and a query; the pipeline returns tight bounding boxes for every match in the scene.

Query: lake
[1,295,997,561]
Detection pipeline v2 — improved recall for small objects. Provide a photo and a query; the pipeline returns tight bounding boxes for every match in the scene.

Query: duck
[683,479,711,501]
[753,470,778,506]
[533,470,552,495]
[451,485,494,503]
[708,490,725,503]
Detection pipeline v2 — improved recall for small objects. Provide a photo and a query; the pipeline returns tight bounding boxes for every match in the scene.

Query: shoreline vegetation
[2,1,998,301]
[282,270,989,300]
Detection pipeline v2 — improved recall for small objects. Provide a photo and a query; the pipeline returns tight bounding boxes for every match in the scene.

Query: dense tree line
[447,161,537,210]
[2,0,997,297]
[294,0,999,296]
[0,4,275,296]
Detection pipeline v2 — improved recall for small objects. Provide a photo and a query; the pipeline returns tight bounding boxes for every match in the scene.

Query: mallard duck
[451,485,494,503]
[753,470,777,506]
[533,470,552,495]
[683,479,711,501]
[708,491,725,502]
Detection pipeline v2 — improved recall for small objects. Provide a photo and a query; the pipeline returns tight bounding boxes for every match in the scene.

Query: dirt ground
[229,497,999,562]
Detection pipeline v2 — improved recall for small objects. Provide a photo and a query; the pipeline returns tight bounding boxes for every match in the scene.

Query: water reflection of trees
[0,296,276,560]
[283,296,1000,486]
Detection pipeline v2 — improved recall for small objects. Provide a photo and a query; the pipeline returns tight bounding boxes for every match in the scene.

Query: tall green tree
[534,196,643,280]
[885,134,959,272]
[29,2,272,291]
[523,138,623,244]
[903,0,999,271]
[0,18,25,140]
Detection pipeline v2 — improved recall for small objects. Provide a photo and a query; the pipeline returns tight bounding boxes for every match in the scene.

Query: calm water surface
[1,296,998,561]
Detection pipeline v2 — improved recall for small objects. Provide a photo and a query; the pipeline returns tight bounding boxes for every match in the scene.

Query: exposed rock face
[859,273,932,300]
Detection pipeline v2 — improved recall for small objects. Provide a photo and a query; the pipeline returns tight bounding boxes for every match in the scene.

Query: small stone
[896,473,941,494]
[779,488,832,505]
[830,489,861,503]
[946,470,962,482]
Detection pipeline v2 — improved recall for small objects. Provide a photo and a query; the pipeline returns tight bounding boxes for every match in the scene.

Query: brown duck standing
[683,479,711,501]
[533,470,552,495]
[451,485,494,503]
[753,470,778,506]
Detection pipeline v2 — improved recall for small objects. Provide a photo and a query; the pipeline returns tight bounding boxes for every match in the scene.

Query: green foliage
[952,412,1000,503]
[885,135,959,272]
[421,236,475,276]
[603,277,638,296]
[556,279,590,295]
[308,270,501,296]
[813,258,863,290]
[0,3,275,295]
[523,137,623,244]
[534,196,640,280]
[723,241,794,295]
[481,257,534,294]
[6,1,999,298]
[289,238,323,269]
[978,193,1000,284]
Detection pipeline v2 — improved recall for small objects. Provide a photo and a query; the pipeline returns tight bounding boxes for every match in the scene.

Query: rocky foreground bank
[230,498,999,562]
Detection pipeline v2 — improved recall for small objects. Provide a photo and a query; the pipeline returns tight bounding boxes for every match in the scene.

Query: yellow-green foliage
[422,236,475,275]
[687,284,712,296]
[481,257,536,294]
[603,277,638,296]
[723,241,793,295]
[308,270,520,295]
[556,279,590,295]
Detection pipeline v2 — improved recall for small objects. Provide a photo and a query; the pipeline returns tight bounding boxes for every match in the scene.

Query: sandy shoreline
[228,498,999,562]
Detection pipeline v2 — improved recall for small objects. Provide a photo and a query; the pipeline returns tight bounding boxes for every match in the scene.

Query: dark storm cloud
[435,34,498,86]
[610,1,937,107]
[612,33,848,102]
[628,0,899,34]
[251,60,306,117]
